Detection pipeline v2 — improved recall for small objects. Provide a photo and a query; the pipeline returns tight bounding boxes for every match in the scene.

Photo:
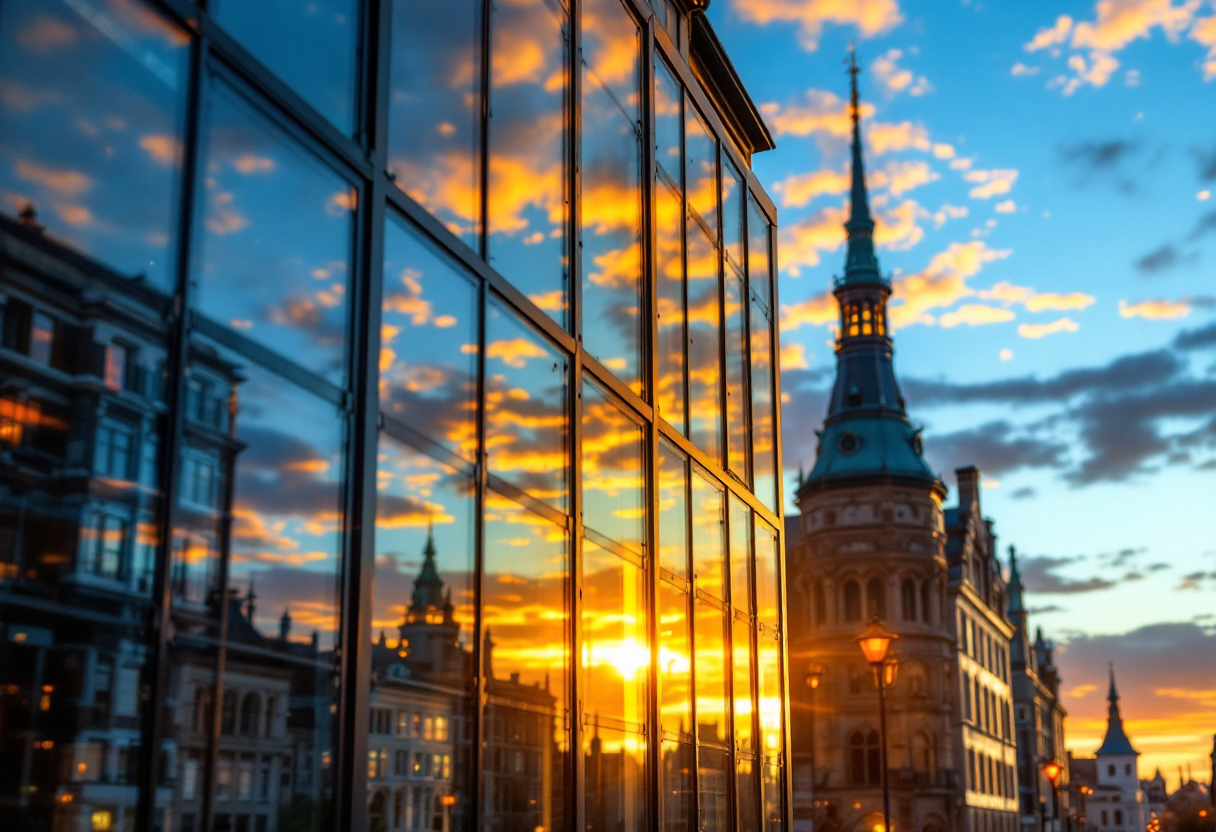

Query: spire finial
[847,45,862,130]
[1108,663,1119,702]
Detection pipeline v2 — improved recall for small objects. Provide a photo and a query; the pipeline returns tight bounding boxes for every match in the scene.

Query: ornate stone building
[786,61,1018,832]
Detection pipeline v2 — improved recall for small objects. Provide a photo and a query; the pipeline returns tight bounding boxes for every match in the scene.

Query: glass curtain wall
[0,1,784,832]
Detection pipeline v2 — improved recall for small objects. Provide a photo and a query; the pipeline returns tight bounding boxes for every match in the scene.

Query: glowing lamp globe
[856,617,898,665]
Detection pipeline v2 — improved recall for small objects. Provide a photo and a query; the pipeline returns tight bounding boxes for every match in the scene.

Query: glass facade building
[0,0,786,831]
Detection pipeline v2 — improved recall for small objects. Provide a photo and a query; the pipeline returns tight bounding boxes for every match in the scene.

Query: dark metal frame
[51,0,798,829]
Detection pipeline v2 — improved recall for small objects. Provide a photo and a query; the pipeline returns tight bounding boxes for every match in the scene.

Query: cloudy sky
[707,0,1216,785]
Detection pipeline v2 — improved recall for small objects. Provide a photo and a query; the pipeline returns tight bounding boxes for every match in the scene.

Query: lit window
[105,343,128,391]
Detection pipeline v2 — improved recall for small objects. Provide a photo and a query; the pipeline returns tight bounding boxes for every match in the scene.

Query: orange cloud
[995,199,1017,213]
[965,168,1019,199]
[772,167,850,208]
[780,342,811,370]
[16,15,77,51]
[759,89,873,138]
[933,203,968,227]
[1118,298,1193,319]
[866,121,931,154]
[981,282,1096,313]
[731,0,903,50]
[780,289,836,331]
[939,304,1017,328]
[233,154,277,174]
[777,204,847,277]
[888,240,1013,329]
[1018,317,1080,338]
[872,48,932,96]
[870,160,939,197]
[15,159,92,197]
[140,134,181,167]
[873,197,927,250]
[486,337,548,368]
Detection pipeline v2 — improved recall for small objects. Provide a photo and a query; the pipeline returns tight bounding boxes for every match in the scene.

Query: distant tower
[1096,667,1140,786]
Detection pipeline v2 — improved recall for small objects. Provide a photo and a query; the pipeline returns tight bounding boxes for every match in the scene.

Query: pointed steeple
[1007,545,1026,614]
[843,47,882,285]
[801,51,942,499]
[409,519,446,616]
[1097,665,1139,756]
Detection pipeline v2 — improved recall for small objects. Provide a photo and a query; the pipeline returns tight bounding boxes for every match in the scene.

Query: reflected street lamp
[1078,784,1093,830]
[856,618,899,832]
[806,664,824,804]
[1044,760,1063,832]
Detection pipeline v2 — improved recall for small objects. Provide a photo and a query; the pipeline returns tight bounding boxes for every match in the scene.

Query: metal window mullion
[136,17,207,831]
[479,0,492,261]
[572,342,585,832]
[472,254,489,832]
[570,0,583,348]
[685,445,700,829]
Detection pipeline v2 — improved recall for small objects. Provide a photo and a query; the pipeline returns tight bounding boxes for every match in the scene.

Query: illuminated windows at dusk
[0,2,784,832]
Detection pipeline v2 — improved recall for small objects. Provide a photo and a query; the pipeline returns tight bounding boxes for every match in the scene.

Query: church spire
[842,47,881,284]
[1007,545,1026,614]
[1097,665,1139,756]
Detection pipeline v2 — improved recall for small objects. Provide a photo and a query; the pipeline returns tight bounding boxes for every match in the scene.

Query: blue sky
[707,0,1216,780]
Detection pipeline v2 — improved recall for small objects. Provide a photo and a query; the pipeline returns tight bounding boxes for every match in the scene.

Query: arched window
[843,581,862,622]
[900,579,917,621]
[865,578,885,620]
[963,673,973,720]
[861,303,873,335]
[849,730,882,785]
[240,692,260,736]
[920,581,932,624]
[812,580,826,626]
[912,731,937,779]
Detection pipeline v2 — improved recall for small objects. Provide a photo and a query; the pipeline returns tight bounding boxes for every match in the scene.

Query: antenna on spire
[847,44,862,129]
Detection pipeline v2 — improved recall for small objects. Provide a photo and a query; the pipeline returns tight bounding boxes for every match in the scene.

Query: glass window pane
[729,494,752,613]
[486,299,569,511]
[661,741,696,832]
[687,221,722,461]
[488,0,568,322]
[582,539,648,726]
[763,764,784,832]
[585,725,647,832]
[733,614,754,754]
[655,178,686,433]
[0,0,188,291]
[654,58,682,185]
[685,103,717,238]
[691,467,725,601]
[756,520,779,628]
[372,435,475,830]
[694,599,728,746]
[750,295,777,511]
[388,0,482,248]
[722,161,744,274]
[698,746,731,832]
[169,340,345,832]
[738,757,760,832]
[758,632,783,759]
[582,380,644,552]
[196,83,354,384]
[748,194,772,309]
[580,71,642,391]
[581,0,640,113]
[725,268,749,481]
[483,491,570,830]
[214,0,357,133]
[657,441,688,578]
[658,580,691,738]
[381,217,479,461]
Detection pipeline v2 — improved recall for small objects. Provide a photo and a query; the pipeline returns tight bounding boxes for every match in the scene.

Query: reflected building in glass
[0,1,788,831]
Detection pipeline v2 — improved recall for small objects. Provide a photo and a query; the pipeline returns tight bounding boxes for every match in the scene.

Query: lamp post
[1044,761,1063,832]
[1078,785,1093,831]
[440,794,456,832]
[857,618,899,832]
[806,664,824,811]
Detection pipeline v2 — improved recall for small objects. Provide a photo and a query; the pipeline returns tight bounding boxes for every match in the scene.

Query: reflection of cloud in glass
[0,0,187,288]
[196,82,353,384]
[581,380,644,552]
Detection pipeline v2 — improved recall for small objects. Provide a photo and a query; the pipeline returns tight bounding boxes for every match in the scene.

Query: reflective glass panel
[750,294,777,511]
[488,0,568,322]
[694,598,728,746]
[196,82,354,384]
[483,490,570,831]
[169,338,345,832]
[582,380,644,552]
[685,103,717,238]
[690,467,725,601]
[0,100,173,825]
[748,194,771,309]
[582,538,648,726]
[729,495,752,613]
[725,266,749,481]
[758,632,782,759]
[658,580,691,738]
[756,521,779,628]
[0,0,188,291]
[722,161,744,274]
[580,72,642,391]
[732,614,754,754]
[763,763,784,832]
[372,434,476,830]
[486,299,568,510]
[654,59,681,184]
[655,178,686,432]
[661,741,695,832]
[381,216,479,460]
[738,757,760,832]
[657,441,688,578]
[214,0,357,133]
[388,0,482,247]
[698,746,731,832]
[687,222,721,461]
[581,0,639,113]
[584,725,647,832]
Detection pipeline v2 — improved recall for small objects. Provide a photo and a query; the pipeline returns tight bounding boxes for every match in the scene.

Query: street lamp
[856,618,899,832]
[440,794,456,832]
[1043,761,1063,832]
[1078,785,1093,830]
[806,664,824,804]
